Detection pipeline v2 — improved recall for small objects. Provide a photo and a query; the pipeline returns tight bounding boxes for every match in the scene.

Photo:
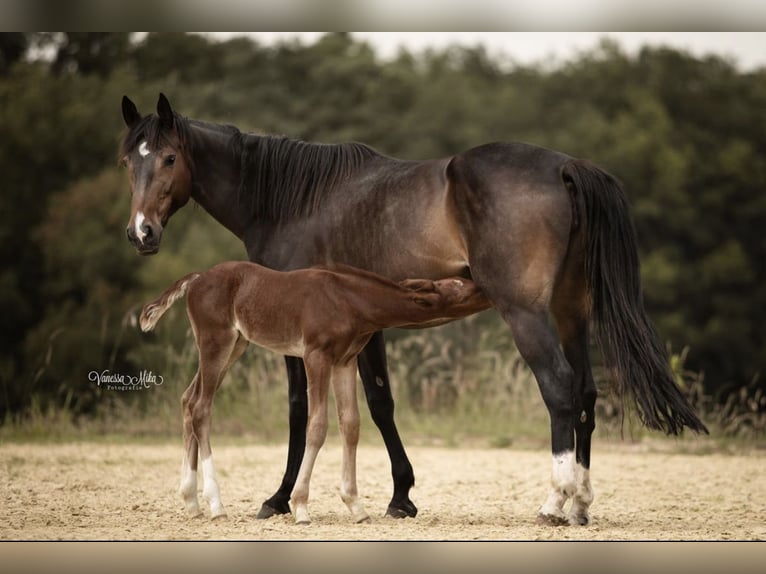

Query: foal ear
[157,92,174,130]
[411,294,436,308]
[121,95,141,128]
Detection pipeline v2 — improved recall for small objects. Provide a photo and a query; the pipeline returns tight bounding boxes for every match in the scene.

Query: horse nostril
[126,227,135,241]
[142,223,153,239]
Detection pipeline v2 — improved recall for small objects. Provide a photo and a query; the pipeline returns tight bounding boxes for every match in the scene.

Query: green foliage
[2,33,764,443]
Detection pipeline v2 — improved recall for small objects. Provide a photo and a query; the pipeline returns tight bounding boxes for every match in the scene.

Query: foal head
[400,277,490,316]
[120,93,192,255]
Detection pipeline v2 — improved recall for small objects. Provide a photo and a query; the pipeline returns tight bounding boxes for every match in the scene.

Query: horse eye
[164,155,176,167]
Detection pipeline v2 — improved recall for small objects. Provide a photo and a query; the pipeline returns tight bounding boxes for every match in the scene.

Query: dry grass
[3,313,764,451]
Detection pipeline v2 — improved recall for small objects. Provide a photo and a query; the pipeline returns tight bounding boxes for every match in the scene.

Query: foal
[140,261,490,524]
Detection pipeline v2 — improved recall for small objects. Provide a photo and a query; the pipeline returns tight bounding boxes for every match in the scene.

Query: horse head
[120,93,192,255]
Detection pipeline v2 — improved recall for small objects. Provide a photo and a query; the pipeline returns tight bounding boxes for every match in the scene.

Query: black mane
[238,134,381,222]
[121,112,382,222]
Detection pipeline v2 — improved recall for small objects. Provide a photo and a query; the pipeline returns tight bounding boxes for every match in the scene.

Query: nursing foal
[140,261,490,524]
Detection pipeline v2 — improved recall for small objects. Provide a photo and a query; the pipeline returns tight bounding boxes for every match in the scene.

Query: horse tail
[562,159,708,435]
[139,273,201,332]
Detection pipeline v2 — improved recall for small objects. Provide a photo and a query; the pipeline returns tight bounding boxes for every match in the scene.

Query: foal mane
[238,135,381,222]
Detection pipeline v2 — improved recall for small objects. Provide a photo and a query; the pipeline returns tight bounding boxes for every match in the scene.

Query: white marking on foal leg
[138,140,151,157]
[292,450,319,525]
[201,456,227,519]
[179,455,201,517]
[568,463,594,526]
[134,211,147,243]
[338,443,369,524]
[538,450,577,525]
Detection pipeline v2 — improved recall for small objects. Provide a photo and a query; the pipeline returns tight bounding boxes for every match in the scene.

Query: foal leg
[256,356,307,519]
[192,331,246,519]
[291,352,331,525]
[357,331,417,518]
[179,372,202,516]
[333,363,370,523]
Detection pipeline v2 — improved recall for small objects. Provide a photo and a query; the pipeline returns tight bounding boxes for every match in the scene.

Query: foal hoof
[536,512,570,527]
[386,498,417,519]
[256,500,290,520]
[294,507,311,525]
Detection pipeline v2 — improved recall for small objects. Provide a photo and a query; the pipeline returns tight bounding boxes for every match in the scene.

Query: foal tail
[562,160,708,435]
[139,273,201,332]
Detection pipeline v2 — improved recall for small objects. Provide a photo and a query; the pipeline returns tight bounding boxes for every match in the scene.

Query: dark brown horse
[120,93,706,526]
[140,262,490,523]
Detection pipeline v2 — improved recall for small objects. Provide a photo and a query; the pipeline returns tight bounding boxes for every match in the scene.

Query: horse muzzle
[126,220,162,255]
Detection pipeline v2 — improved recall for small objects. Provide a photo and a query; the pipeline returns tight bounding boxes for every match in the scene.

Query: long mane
[120,112,383,222]
[238,134,381,221]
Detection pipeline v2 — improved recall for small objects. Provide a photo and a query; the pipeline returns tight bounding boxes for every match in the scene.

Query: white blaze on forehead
[135,211,147,243]
[138,141,151,157]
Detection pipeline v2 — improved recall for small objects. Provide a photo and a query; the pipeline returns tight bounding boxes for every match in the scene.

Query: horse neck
[186,122,250,239]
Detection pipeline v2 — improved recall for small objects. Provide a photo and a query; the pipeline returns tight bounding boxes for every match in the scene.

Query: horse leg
[552,308,596,526]
[291,351,331,525]
[179,372,202,517]
[357,331,417,518]
[332,363,370,523]
[192,330,245,520]
[504,305,577,526]
[256,356,308,519]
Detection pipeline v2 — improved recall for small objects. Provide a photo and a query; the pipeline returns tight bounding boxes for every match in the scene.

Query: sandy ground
[1,439,764,541]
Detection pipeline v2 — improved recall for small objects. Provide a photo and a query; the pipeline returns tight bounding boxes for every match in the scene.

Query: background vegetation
[1,32,764,444]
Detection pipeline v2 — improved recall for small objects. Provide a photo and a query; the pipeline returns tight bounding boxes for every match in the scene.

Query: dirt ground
[1,439,764,541]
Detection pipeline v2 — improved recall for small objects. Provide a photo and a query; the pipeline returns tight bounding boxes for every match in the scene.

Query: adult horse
[119,93,707,526]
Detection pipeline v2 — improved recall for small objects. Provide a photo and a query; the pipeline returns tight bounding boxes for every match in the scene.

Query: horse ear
[157,92,174,130]
[122,95,141,128]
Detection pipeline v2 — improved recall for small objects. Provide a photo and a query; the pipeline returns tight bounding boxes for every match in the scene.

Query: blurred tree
[0,33,28,74]
[37,32,133,77]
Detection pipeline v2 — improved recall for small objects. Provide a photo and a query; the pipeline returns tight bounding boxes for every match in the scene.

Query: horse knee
[306,418,328,449]
[338,411,360,441]
[190,403,211,432]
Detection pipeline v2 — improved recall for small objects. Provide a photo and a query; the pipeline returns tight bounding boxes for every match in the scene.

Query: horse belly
[372,211,469,280]
[233,314,305,357]
[336,193,469,280]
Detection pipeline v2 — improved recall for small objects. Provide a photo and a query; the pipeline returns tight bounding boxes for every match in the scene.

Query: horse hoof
[568,512,591,526]
[294,508,311,525]
[536,513,570,527]
[256,501,290,520]
[356,515,371,524]
[386,499,417,519]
